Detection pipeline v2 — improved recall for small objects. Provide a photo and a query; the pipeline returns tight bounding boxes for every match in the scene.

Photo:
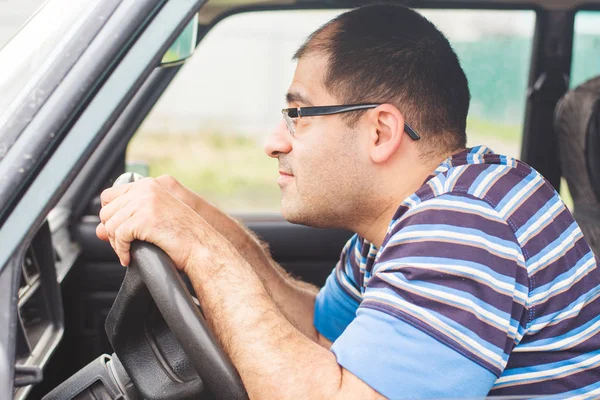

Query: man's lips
[278,170,294,185]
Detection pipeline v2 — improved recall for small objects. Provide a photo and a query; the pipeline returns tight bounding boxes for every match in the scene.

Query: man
[97,4,600,399]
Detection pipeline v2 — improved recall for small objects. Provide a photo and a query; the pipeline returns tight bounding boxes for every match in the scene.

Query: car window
[127,9,536,213]
[571,11,600,88]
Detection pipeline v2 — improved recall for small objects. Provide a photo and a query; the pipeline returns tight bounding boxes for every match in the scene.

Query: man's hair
[294,4,470,157]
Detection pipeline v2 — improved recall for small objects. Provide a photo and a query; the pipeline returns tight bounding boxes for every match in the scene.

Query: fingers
[100,182,132,207]
[114,218,139,267]
[103,202,140,266]
[100,177,157,207]
[100,178,159,228]
[99,179,148,265]
[96,222,108,241]
[99,185,139,255]
[96,220,133,267]
[99,188,136,226]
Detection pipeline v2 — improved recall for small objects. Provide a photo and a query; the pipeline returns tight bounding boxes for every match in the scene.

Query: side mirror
[160,14,198,66]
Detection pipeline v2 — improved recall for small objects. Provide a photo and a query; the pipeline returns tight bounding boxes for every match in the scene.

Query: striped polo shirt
[314,145,600,399]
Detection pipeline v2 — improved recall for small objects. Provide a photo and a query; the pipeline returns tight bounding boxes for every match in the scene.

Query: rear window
[572,10,600,88]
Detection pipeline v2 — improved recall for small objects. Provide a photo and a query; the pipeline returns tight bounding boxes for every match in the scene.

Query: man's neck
[355,152,454,247]
[358,202,401,248]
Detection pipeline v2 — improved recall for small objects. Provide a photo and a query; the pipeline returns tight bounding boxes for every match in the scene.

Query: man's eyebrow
[285,91,314,106]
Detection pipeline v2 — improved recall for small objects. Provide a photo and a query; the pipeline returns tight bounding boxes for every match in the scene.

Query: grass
[127,130,282,212]
[466,117,521,142]
[560,178,574,211]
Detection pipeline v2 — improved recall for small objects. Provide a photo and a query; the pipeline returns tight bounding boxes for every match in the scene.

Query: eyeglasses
[281,103,421,140]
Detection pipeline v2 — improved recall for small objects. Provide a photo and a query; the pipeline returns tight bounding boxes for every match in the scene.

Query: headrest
[555,77,600,254]
[587,98,600,203]
[556,77,600,204]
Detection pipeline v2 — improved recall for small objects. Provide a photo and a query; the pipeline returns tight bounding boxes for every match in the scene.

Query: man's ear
[367,104,405,164]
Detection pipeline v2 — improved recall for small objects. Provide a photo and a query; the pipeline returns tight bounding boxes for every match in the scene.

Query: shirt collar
[435,145,495,174]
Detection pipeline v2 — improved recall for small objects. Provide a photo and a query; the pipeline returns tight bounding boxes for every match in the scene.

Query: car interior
[2,0,600,399]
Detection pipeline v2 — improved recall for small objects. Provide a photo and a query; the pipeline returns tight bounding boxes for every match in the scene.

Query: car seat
[555,76,600,257]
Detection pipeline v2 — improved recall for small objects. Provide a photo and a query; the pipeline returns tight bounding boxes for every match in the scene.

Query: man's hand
[96,177,235,273]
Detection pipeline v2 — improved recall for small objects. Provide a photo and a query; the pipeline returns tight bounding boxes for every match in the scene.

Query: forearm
[187,252,376,400]
[193,201,327,344]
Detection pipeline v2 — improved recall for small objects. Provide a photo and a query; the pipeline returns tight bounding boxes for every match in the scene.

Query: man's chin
[280,202,334,229]
[280,202,301,224]
[280,200,310,226]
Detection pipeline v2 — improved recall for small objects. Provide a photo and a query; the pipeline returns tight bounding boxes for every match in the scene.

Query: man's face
[264,54,373,229]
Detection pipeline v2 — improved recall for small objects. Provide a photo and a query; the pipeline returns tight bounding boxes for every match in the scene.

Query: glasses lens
[281,110,296,135]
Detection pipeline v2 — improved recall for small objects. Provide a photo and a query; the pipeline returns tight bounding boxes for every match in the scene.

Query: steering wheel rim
[109,172,247,400]
[129,241,247,399]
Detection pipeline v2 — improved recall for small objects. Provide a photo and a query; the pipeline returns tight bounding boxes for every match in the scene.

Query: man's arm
[98,178,378,398]
[156,175,331,347]
[184,241,383,400]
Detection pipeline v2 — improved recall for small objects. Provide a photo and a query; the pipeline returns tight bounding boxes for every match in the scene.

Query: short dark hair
[294,4,470,157]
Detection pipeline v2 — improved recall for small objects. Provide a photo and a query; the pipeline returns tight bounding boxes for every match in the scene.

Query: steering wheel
[104,173,248,400]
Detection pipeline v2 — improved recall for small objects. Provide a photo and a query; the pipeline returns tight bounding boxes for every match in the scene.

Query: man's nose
[264,119,292,158]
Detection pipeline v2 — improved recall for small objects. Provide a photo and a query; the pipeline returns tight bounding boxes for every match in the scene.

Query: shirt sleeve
[332,308,497,399]
[314,234,363,342]
[330,192,530,398]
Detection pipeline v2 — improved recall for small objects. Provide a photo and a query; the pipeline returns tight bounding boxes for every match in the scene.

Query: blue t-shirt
[315,146,600,399]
